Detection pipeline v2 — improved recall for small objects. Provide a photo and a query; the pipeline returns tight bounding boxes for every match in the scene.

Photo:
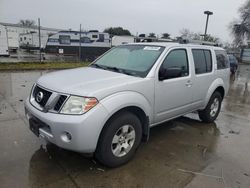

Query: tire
[198,91,222,123]
[95,112,142,167]
[232,67,237,74]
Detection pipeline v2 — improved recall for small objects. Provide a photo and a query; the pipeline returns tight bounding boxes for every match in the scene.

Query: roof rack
[133,36,219,46]
[177,37,219,46]
[135,36,173,43]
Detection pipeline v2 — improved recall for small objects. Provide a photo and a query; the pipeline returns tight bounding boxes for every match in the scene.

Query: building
[0,22,60,52]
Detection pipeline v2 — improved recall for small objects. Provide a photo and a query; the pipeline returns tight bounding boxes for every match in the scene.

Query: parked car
[228,54,238,74]
[25,42,230,167]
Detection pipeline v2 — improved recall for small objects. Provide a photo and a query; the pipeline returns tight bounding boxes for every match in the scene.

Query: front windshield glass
[91,45,165,77]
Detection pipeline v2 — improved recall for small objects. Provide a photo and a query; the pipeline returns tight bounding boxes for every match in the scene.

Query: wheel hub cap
[111,125,136,157]
[210,98,219,117]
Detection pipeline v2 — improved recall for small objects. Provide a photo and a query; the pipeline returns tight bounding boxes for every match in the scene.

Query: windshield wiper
[105,66,120,72]
[91,64,135,76]
[90,64,107,70]
[105,66,134,76]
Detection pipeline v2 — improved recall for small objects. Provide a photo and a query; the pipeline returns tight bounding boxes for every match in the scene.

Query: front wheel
[198,92,222,123]
[95,112,142,167]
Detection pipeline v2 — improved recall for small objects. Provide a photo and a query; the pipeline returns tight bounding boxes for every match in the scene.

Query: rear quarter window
[215,50,229,69]
[192,49,212,74]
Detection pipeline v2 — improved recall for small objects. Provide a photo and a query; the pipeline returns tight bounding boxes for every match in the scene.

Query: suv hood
[37,67,142,99]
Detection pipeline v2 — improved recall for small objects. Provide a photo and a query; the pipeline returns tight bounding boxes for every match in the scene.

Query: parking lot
[0,64,250,188]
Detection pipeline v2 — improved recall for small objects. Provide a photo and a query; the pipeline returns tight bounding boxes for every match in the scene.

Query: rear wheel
[95,112,142,167]
[198,91,222,123]
[231,67,237,74]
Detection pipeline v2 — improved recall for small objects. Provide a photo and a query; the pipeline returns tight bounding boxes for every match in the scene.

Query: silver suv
[25,42,230,167]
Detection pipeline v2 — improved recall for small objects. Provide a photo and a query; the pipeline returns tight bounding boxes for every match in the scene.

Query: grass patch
[0,62,90,71]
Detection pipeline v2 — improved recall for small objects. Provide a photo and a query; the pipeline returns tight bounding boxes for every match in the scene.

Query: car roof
[125,42,225,51]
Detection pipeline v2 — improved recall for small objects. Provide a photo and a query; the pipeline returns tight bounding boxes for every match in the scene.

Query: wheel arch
[214,86,225,99]
[98,91,153,141]
[99,106,150,145]
[204,78,225,107]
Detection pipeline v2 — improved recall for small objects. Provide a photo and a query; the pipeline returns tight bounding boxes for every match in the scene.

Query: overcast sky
[0,0,245,42]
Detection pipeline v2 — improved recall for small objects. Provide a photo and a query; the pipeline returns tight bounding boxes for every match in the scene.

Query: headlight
[60,96,98,115]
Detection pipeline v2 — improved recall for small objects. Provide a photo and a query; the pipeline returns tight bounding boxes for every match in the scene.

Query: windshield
[91,45,165,77]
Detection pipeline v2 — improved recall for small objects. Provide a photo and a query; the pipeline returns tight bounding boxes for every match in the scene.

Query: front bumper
[25,99,109,153]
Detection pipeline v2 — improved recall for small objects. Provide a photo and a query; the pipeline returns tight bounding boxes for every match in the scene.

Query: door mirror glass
[159,67,182,81]
[159,49,189,81]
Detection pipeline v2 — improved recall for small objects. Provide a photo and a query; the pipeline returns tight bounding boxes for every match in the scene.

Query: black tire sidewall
[199,92,222,123]
[95,112,142,167]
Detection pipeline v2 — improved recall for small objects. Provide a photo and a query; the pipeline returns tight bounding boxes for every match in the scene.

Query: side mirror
[159,67,167,81]
[159,67,182,81]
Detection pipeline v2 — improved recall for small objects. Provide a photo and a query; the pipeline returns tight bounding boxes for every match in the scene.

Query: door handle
[185,80,193,87]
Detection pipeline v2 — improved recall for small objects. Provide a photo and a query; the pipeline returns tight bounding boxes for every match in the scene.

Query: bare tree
[179,28,220,43]
[18,19,36,27]
[230,0,250,46]
[180,29,201,40]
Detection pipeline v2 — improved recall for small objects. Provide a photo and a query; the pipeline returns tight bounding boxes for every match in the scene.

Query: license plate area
[29,118,42,137]
[26,107,52,138]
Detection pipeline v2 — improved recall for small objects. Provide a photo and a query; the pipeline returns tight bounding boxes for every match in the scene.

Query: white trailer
[0,22,60,52]
[0,24,9,56]
[19,32,48,49]
[45,30,111,61]
[111,36,135,46]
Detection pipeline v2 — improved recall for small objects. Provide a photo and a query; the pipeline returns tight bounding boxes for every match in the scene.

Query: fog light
[61,132,72,143]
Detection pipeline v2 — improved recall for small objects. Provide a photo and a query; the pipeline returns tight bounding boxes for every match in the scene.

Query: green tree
[18,19,36,27]
[103,27,131,36]
[161,33,170,39]
[148,33,156,38]
[230,0,250,46]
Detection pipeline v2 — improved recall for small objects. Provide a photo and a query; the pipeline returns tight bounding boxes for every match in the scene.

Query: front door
[154,48,194,123]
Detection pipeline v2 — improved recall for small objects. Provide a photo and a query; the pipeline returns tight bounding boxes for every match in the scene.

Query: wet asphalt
[0,65,250,188]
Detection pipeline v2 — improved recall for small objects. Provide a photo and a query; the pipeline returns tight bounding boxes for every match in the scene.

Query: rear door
[190,48,215,108]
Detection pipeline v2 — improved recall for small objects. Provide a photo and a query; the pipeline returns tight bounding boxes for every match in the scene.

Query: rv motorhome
[19,32,49,50]
[111,36,135,46]
[0,24,9,56]
[45,30,111,61]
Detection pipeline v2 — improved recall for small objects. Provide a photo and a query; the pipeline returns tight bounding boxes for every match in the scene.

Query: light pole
[79,24,82,62]
[204,11,213,40]
[38,18,41,62]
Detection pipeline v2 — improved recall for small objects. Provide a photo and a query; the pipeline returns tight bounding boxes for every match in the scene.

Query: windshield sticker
[143,46,161,51]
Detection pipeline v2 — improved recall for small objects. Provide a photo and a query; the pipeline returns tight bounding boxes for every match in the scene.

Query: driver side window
[160,49,189,79]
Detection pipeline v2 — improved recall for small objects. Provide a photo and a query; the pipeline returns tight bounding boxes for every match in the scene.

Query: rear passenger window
[204,50,212,72]
[192,49,212,74]
[215,50,229,69]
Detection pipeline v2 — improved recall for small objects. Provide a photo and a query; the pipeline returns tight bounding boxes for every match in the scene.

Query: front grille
[54,95,67,111]
[33,85,52,107]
